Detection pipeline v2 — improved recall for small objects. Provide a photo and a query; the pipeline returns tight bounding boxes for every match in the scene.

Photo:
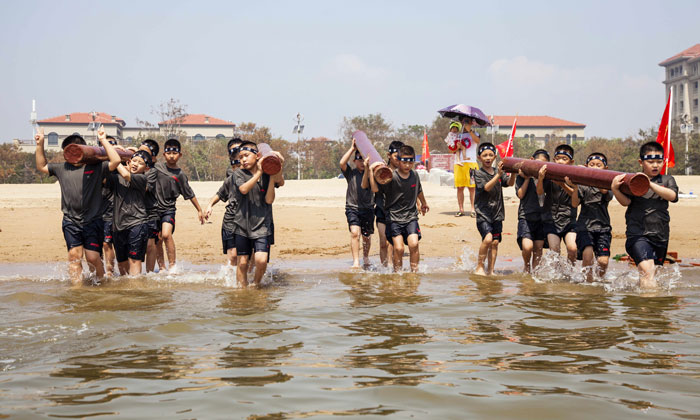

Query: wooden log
[63,144,134,165]
[352,130,393,185]
[257,143,282,175]
[501,157,649,197]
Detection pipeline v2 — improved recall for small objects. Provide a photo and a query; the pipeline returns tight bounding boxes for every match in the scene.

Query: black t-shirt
[576,185,613,233]
[48,161,110,226]
[216,174,239,233]
[342,165,374,210]
[378,170,422,224]
[232,169,272,239]
[473,167,509,223]
[146,162,195,215]
[515,175,550,222]
[107,173,148,231]
[624,174,678,242]
[101,182,114,221]
[225,166,235,179]
[547,182,577,230]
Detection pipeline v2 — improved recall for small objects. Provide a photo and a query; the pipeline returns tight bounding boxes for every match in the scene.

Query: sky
[0,0,697,142]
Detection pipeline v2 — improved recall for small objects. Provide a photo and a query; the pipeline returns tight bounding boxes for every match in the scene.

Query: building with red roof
[659,43,700,127]
[491,115,586,145]
[34,112,127,149]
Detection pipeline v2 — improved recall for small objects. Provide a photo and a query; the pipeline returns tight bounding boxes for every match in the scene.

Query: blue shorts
[235,234,270,256]
[62,217,104,253]
[222,227,236,254]
[345,208,375,237]
[477,220,502,242]
[387,220,421,245]
[103,219,114,244]
[625,236,667,266]
[113,223,149,263]
[576,230,611,259]
[159,212,176,233]
[517,218,546,249]
[553,222,577,238]
[147,219,160,241]
[375,205,387,226]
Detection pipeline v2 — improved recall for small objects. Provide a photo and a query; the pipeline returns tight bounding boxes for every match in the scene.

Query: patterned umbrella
[437,104,492,127]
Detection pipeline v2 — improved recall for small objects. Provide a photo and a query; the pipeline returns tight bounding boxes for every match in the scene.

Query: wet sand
[1,176,699,265]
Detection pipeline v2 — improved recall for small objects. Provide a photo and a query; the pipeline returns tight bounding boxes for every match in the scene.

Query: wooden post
[501,157,649,196]
[63,144,133,165]
[353,130,393,184]
[257,143,282,175]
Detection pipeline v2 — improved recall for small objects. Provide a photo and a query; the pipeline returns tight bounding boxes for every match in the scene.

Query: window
[215,134,225,139]
[545,134,550,141]
[566,134,572,144]
[193,134,205,141]
[47,132,58,146]
[694,99,698,109]
[523,134,529,139]
[572,134,577,141]
[530,133,535,139]
[680,100,684,110]
[695,81,698,91]
[680,84,684,94]
[126,136,134,143]
[695,117,699,124]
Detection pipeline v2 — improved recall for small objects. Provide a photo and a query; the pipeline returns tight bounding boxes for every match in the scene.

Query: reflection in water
[339,272,433,387]
[218,288,280,316]
[48,346,198,405]
[59,286,173,312]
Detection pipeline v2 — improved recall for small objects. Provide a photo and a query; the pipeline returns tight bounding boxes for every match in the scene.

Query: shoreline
[1,177,699,265]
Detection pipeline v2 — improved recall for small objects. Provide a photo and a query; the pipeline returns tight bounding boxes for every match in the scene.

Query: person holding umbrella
[437,104,489,217]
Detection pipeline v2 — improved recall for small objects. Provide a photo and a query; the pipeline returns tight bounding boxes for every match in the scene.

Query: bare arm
[97,127,121,172]
[339,139,356,173]
[204,195,220,220]
[536,165,546,195]
[418,191,429,215]
[516,172,530,199]
[34,127,49,174]
[648,181,677,202]
[361,156,371,189]
[611,174,631,206]
[265,174,278,205]
[484,161,504,192]
[189,196,204,224]
[565,178,580,207]
[369,162,380,193]
[239,162,264,195]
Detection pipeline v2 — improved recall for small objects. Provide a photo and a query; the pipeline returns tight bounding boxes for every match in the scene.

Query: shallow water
[1,255,699,419]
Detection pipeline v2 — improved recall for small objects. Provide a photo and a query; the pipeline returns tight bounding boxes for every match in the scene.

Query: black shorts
[387,220,421,245]
[375,205,387,226]
[517,218,546,249]
[269,222,275,246]
[235,234,270,256]
[553,222,577,238]
[113,223,149,263]
[576,230,612,259]
[103,219,114,244]
[477,220,502,242]
[346,208,375,237]
[625,236,668,266]
[222,227,236,254]
[147,219,160,241]
[62,217,104,253]
[159,212,176,233]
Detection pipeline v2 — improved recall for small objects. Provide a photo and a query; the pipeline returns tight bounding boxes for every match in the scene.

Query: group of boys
[205,138,284,286]
[471,139,677,288]
[340,139,429,272]
[35,126,202,286]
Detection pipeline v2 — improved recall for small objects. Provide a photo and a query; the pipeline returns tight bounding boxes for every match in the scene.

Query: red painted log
[501,157,649,196]
[258,143,282,175]
[352,130,393,185]
[63,144,134,165]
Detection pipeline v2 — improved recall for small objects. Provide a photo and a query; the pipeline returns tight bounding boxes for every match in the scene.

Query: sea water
[0,253,699,419]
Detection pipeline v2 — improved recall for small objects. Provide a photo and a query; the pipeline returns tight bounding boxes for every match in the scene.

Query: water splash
[456,246,477,272]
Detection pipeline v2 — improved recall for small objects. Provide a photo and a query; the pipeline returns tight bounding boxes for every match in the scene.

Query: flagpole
[666,89,673,175]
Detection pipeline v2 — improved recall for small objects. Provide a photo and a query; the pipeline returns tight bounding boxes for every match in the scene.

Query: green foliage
[0,143,60,184]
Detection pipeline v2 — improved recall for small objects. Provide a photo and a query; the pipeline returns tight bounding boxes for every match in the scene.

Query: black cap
[61,134,86,150]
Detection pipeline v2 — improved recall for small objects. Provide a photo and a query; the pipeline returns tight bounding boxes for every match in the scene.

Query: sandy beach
[1,176,699,266]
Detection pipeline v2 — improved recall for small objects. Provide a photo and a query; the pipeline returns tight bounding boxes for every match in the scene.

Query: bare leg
[103,242,115,276]
[638,259,657,289]
[253,252,268,286]
[564,232,577,265]
[487,240,499,275]
[467,186,476,214]
[146,238,157,272]
[237,255,250,287]
[84,249,105,281]
[161,223,176,269]
[67,246,84,286]
[456,187,465,213]
[227,247,237,267]
[532,240,545,270]
[582,246,595,282]
[475,233,493,276]
[596,256,609,279]
[406,234,420,272]
[118,261,128,276]
[156,238,165,270]
[521,238,534,273]
[128,258,142,276]
[349,225,361,268]
[392,237,405,272]
[547,233,561,255]
[362,234,371,267]
[377,222,389,266]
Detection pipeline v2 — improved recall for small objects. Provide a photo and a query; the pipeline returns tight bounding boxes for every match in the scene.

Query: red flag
[422,129,430,167]
[656,91,675,174]
[496,116,517,158]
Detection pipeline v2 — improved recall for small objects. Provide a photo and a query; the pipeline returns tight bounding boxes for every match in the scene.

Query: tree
[135,98,188,140]
[339,114,394,152]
